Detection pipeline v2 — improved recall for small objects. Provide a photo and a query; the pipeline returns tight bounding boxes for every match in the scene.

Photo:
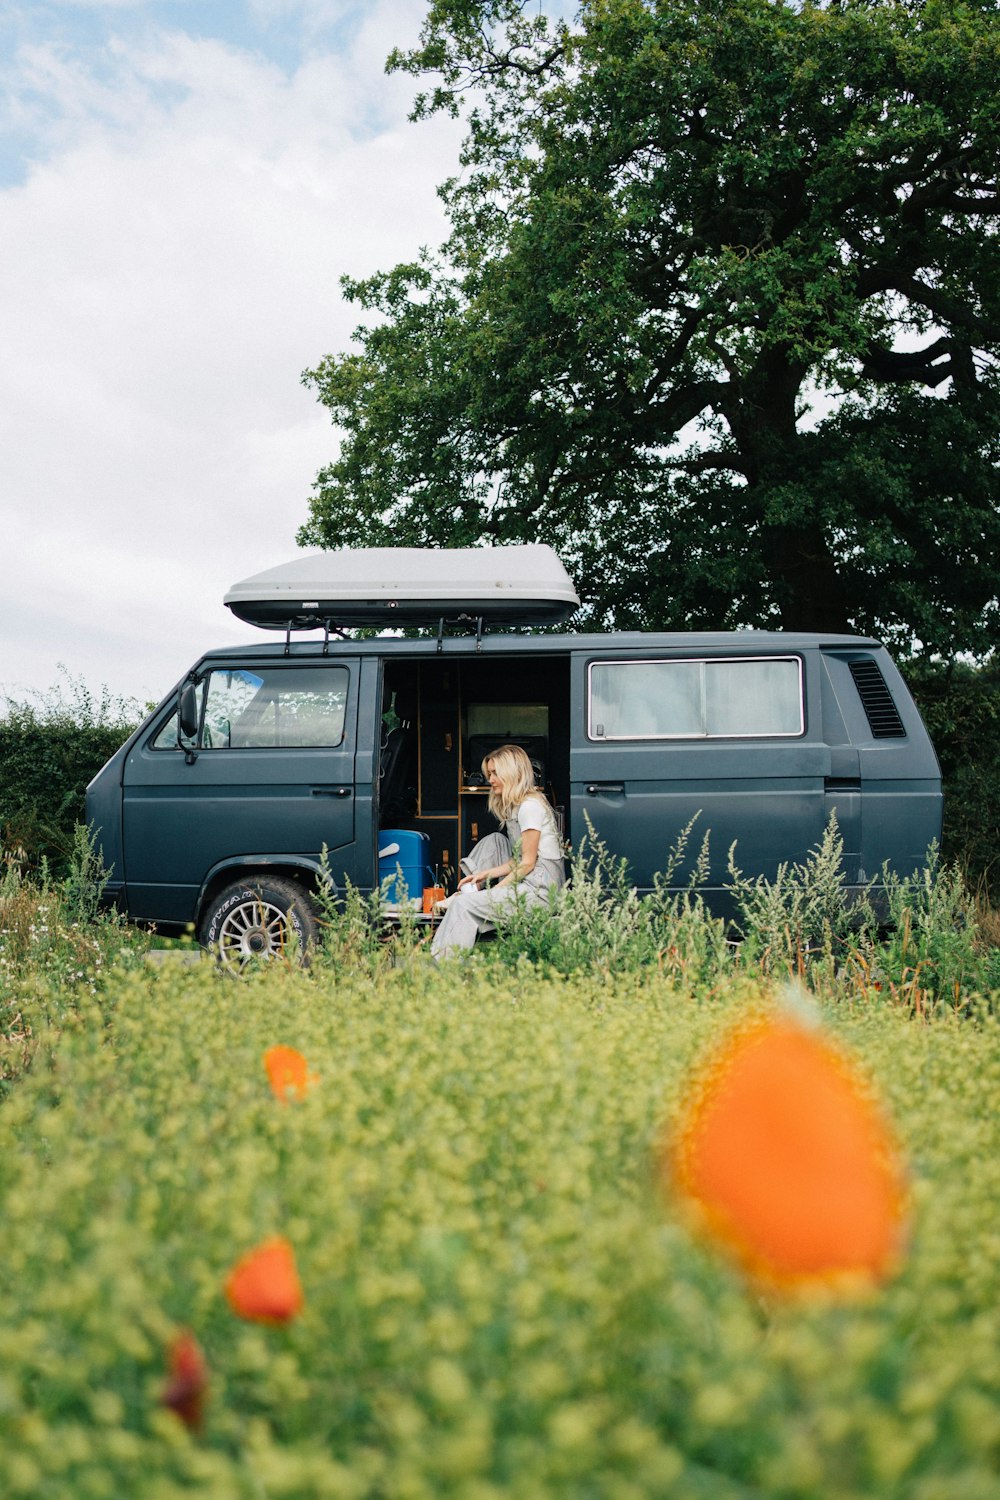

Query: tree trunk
[763,520,854,635]
[735,355,854,635]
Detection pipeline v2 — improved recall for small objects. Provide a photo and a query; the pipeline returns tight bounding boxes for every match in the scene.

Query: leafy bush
[725,815,877,979]
[0,668,141,874]
[312,848,427,976]
[876,852,984,1015]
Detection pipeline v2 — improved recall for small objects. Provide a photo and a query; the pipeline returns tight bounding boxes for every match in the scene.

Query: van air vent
[849,660,906,738]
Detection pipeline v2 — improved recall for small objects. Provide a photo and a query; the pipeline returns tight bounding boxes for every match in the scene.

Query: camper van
[86,546,942,966]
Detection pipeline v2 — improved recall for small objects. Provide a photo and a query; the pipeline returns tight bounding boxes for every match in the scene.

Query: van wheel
[199,878,319,971]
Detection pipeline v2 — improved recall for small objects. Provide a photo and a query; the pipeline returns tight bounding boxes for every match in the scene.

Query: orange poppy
[161,1329,208,1430]
[263,1045,314,1102]
[224,1236,304,1323]
[665,1012,908,1292]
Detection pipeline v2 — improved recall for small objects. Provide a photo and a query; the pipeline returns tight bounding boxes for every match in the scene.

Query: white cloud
[0,3,462,707]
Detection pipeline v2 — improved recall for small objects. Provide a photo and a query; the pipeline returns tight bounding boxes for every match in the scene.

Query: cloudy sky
[0,0,466,711]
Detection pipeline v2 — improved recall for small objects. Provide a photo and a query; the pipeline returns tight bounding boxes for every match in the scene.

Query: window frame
[586,654,805,742]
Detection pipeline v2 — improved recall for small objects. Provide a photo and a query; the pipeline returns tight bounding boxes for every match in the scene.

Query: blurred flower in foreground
[263,1044,314,1102]
[225,1236,304,1323]
[160,1329,208,1430]
[665,1010,908,1293]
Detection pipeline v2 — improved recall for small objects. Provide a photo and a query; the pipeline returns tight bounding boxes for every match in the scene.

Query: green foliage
[486,814,732,985]
[312,847,429,976]
[903,656,1000,901]
[478,816,998,1012]
[0,668,141,874]
[1,960,999,1495]
[61,821,112,928]
[878,852,983,1016]
[300,0,1000,658]
[726,815,879,978]
[0,844,148,1092]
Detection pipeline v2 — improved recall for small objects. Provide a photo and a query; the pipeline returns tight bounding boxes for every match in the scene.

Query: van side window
[588,657,803,739]
[151,711,179,749]
[164,666,350,749]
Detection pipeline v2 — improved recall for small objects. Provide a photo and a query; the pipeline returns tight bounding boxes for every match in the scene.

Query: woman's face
[486,758,504,795]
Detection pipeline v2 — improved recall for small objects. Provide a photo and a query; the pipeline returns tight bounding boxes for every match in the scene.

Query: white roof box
[224,545,580,629]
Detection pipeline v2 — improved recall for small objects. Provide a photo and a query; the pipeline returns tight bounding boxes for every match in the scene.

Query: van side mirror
[177,682,200,762]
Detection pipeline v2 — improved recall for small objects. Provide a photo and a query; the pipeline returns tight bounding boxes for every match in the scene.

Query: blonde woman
[431,743,565,958]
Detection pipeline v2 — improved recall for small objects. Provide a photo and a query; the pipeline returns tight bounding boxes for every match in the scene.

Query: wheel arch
[196,856,334,929]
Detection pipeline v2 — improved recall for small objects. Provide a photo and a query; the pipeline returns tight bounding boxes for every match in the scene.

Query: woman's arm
[496,828,539,886]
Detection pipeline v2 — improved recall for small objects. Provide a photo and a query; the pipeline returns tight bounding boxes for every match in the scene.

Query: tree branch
[861,338,977,388]
[669,449,750,479]
[856,268,1000,342]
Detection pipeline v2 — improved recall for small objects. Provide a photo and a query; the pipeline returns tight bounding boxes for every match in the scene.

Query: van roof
[198,629,884,664]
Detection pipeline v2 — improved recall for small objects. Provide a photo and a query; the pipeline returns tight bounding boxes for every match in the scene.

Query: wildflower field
[2,943,1000,1499]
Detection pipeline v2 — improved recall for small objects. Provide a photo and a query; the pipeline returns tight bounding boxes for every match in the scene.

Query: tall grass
[0,830,147,1090]
[482,816,999,1011]
[3,820,997,1025]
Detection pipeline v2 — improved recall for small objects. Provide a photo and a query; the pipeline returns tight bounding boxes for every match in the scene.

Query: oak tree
[300,0,1000,656]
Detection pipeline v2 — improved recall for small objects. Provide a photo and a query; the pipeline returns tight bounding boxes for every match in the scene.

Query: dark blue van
[86,547,942,965]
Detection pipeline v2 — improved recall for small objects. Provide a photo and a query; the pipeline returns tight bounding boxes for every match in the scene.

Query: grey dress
[430,803,565,957]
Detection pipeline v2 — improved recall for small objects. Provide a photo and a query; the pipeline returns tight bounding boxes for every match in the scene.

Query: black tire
[199,877,319,971]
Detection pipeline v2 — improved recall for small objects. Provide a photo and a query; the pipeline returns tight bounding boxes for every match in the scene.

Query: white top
[511,795,563,862]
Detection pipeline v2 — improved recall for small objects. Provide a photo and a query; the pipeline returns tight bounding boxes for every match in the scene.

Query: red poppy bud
[161,1329,208,1430]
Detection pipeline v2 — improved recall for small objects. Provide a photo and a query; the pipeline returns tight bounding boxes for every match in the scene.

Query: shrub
[312,849,427,976]
[0,668,141,875]
[0,835,147,1091]
[877,850,983,1014]
[903,656,1000,903]
[479,817,998,1009]
[726,816,880,980]
[484,815,732,985]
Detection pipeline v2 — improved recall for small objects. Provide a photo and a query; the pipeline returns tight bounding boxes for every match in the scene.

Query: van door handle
[312,787,352,797]
[586,782,625,795]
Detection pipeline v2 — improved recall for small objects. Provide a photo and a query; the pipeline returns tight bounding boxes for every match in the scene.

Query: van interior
[377,655,571,886]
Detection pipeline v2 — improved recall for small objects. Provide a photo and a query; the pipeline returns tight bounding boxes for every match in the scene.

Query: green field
[1,953,999,1499]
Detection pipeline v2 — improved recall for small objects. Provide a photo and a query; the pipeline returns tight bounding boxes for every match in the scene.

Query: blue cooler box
[378,829,433,907]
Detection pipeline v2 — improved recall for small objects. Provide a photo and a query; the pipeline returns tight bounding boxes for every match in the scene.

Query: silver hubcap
[217,898,294,970]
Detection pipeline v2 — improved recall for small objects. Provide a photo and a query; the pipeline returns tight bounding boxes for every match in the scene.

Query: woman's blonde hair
[483,743,549,823]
